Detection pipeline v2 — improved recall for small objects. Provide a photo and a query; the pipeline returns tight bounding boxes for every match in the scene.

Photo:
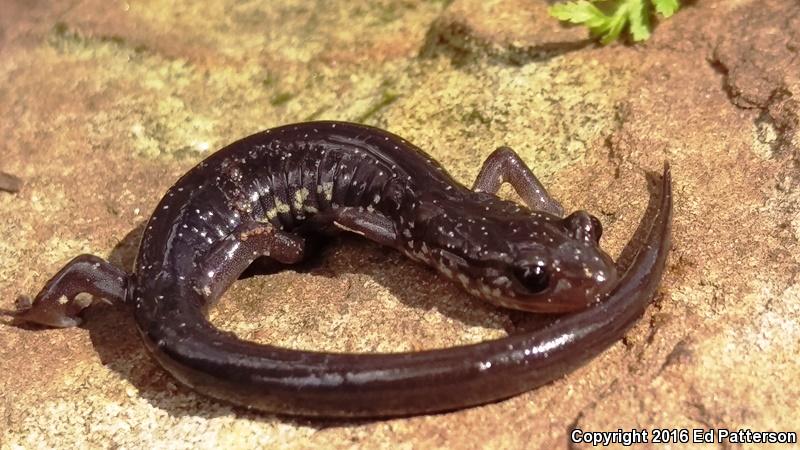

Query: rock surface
[712,0,800,152]
[423,0,592,64]
[1,0,798,448]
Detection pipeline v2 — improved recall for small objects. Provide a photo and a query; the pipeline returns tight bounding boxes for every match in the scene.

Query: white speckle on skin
[596,271,606,282]
[494,276,512,288]
[322,182,334,200]
[274,199,290,214]
[293,188,310,209]
[334,221,365,236]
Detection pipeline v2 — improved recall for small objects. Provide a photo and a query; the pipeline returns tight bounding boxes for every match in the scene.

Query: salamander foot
[12,293,98,328]
[11,254,129,328]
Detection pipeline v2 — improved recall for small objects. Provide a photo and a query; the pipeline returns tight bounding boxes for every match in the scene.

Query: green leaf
[590,0,631,44]
[627,0,651,41]
[596,11,626,44]
[548,0,680,44]
[548,1,607,24]
[653,0,680,17]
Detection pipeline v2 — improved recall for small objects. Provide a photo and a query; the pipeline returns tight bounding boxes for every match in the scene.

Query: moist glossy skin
[15,121,673,417]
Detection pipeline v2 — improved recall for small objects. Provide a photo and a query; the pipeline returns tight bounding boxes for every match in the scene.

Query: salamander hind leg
[12,255,128,328]
[192,222,307,303]
[472,146,564,216]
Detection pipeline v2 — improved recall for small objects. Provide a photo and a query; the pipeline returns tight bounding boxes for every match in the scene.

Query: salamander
[12,121,672,417]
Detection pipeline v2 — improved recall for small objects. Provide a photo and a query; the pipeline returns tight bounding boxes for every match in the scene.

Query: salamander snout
[501,241,618,313]
[551,239,618,307]
[491,211,618,313]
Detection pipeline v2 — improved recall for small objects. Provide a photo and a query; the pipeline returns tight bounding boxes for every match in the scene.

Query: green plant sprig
[549,0,680,44]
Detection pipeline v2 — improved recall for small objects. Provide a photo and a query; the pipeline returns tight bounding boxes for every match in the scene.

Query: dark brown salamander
[13,121,672,417]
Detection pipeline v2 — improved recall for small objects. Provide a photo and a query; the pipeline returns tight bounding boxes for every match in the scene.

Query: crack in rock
[710,0,800,154]
[421,0,593,65]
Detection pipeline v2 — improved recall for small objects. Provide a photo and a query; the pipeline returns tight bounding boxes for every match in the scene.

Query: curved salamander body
[15,121,672,417]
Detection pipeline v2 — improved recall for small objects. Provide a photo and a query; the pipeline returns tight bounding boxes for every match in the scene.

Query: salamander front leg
[333,207,397,246]
[192,222,307,303]
[12,255,128,328]
[472,146,564,217]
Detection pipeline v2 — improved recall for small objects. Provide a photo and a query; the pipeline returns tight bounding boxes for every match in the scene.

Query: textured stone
[1,0,799,448]
[712,0,800,152]
[424,0,592,64]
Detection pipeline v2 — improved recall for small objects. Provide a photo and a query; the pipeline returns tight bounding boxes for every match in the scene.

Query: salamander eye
[512,265,549,293]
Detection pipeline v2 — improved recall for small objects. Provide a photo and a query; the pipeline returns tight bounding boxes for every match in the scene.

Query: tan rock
[424,0,591,64]
[1,0,799,448]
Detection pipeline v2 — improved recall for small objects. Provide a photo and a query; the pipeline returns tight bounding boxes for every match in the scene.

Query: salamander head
[415,203,618,313]
[498,210,618,312]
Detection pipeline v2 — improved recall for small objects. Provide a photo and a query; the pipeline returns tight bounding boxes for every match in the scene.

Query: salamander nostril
[564,211,603,244]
